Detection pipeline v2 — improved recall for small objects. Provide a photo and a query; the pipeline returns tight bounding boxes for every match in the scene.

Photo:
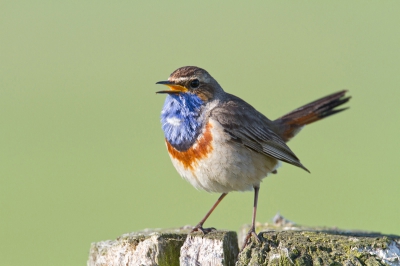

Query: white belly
[167,118,280,193]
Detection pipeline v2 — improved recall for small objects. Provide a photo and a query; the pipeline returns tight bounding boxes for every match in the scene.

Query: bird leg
[191,193,227,234]
[241,186,261,251]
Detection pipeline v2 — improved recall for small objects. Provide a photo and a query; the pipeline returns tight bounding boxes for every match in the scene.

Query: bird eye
[190,79,200,89]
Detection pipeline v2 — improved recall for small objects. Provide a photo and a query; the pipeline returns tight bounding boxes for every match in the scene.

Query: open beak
[156,81,188,94]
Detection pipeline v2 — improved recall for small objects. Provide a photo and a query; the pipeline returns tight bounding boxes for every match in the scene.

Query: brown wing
[211,94,309,172]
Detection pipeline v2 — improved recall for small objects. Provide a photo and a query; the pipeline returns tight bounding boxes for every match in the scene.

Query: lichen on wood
[237,224,400,266]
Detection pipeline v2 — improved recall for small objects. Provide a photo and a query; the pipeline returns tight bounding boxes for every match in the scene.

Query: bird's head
[156,66,223,102]
[157,66,222,150]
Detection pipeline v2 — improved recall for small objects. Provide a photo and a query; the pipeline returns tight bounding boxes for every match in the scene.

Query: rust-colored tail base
[274,90,351,142]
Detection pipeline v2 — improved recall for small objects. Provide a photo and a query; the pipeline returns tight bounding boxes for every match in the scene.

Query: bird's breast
[165,119,280,193]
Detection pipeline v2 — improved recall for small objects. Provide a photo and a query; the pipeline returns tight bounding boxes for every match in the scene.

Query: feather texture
[210,93,309,172]
[273,90,351,142]
[161,93,205,151]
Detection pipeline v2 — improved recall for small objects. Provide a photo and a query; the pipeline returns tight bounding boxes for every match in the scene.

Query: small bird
[156,66,350,249]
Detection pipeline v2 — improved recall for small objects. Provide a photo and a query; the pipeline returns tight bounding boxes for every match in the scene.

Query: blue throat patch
[161,93,204,151]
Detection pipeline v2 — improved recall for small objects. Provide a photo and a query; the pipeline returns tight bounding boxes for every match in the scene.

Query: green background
[1,1,399,265]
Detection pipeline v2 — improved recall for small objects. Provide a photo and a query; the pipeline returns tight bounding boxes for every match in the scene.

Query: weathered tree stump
[88,227,238,266]
[88,218,400,265]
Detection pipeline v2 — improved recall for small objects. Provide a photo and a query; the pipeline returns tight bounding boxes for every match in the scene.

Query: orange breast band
[166,123,213,171]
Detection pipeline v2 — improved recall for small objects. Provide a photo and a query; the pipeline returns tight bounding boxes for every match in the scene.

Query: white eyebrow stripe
[170,77,190,83]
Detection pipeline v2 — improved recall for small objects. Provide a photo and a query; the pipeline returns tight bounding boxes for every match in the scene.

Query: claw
[241,227,261,251]
[191,224,216,234]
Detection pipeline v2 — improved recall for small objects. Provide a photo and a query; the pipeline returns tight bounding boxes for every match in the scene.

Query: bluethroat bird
[156,66,350,249]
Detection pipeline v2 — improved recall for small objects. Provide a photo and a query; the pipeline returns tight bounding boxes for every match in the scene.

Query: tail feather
[274,90,351,142]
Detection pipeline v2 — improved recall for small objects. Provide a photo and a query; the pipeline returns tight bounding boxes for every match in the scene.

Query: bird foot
[191,224,216,234]
[241,227,261,251]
